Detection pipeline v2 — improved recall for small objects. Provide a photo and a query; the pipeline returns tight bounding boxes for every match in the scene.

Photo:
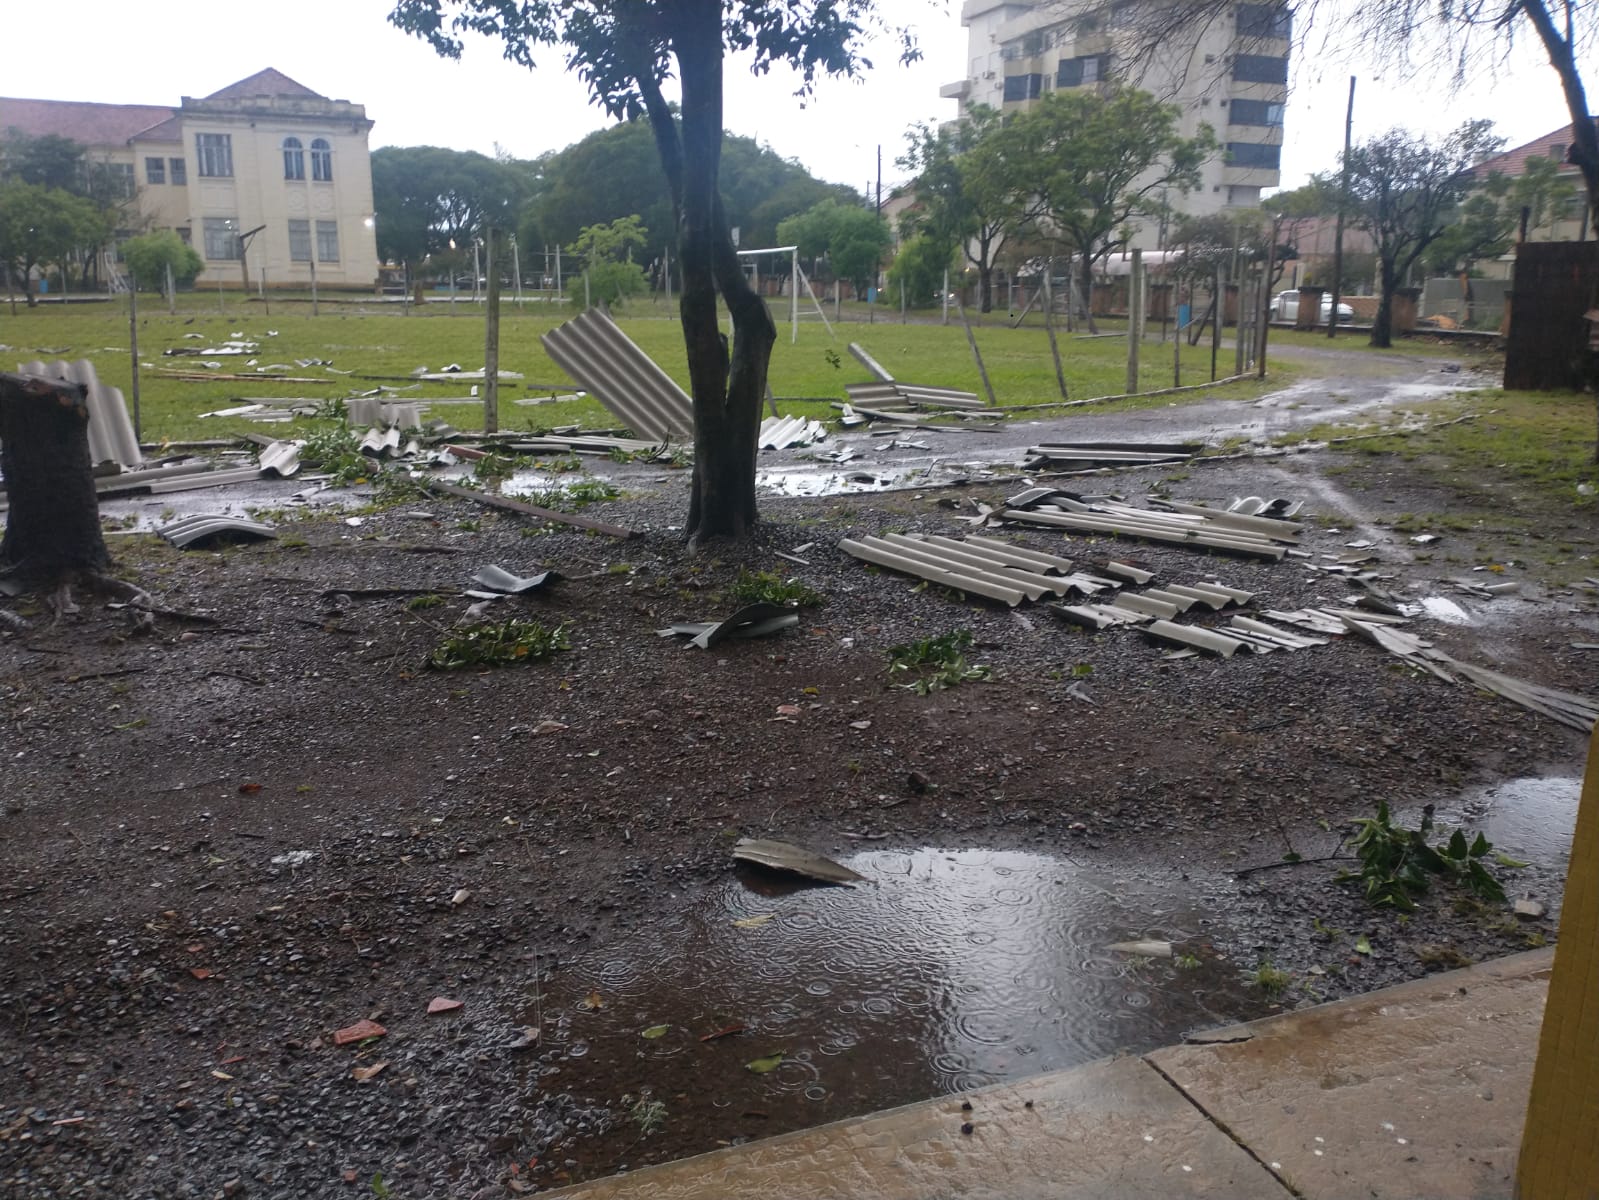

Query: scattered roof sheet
[658,602,799,649]
[158,514,278,550]
[18,360,141,470]
[541,308,694,441]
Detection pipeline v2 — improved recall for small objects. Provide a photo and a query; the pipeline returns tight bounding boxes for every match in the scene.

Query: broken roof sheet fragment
[999,504,1287,561]
[1143,619,1247,658]
[469,564,562,595]
[658,601,799,649]
[541,308,694,441]
[257,441,301,478]
[758,415,827,449]
[158,514,278,550]
[733,838,865,885]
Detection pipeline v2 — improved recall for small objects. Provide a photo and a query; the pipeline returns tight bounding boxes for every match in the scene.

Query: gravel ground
[2,350,1595,1198]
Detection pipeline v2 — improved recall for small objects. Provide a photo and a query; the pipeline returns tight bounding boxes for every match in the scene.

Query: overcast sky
[5,1,1575,203]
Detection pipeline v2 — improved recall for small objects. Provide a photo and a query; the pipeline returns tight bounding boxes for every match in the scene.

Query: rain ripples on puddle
[524,848,1272,1132]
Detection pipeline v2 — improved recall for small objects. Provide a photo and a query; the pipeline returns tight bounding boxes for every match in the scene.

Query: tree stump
[0,371,111,585]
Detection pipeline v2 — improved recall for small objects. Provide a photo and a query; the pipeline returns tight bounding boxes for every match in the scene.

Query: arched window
[282,136,304,180]
[310,138,332,182]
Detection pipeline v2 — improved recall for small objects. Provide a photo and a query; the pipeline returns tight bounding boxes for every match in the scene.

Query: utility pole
[1328,75,1356,338]
[1126,249,1142,394]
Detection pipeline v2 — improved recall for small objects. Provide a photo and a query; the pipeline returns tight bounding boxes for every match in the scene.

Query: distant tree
[1016,86,1215,331]
[0,130,86,191]
[886,232,957,307]
[370,145,525,282]
[119,229,204,292]
[391,0,922,544]
[776,199,892,296]
[1339,120,1504,347]
[569,215,650,307]
[1424,156,1577,275]
[0,182,109,306]
[899,104,1031,313]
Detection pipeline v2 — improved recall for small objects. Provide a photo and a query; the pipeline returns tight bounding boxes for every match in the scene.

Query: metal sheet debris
[257,441,302,478]
[18,360,141,469]
[541,308,694,441]
[845,342,985,410]
[1143,619,1247,658]
[658,602,801,649]
[758,415,827,449]
[158,514,278,550]
[469,565,562,595]
[998,499,1289,561]
[1025,442,1198,469]
[732,838,865,885]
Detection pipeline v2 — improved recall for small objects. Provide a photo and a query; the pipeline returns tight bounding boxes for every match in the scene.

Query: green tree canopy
[119,229,204,292]
[1337,119,1504,346]
[1013,85,1215,330]
[899,104,1030,312]
[370,145,526,275]
[0,181,109,306]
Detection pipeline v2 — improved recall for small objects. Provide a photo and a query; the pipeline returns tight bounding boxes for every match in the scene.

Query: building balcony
[1221,164,1280,188]
[941,78,973,100]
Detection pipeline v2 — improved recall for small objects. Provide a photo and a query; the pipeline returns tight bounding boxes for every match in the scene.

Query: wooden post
[1516,725,1599,1198]
[1126,249,1142,395]
[1212,265,1223,382]
[955,297,998,408]
[165,262,175,315]
[942,268,950,326]
[1173,280,1181,388]
[1042,259,1068,402]
[483,226,500,435]
[128,277,141,442]
[1256,238,1276,379]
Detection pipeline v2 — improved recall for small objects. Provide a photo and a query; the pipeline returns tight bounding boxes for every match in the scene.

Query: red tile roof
[203,69,324,101]
[1474,119,1597,179]
[0,97,177,146]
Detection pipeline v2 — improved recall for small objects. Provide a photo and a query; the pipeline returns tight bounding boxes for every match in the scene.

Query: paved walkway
[547,949,1551,1199]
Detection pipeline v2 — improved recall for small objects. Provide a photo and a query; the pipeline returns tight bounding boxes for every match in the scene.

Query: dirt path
[1,347,1593,1199]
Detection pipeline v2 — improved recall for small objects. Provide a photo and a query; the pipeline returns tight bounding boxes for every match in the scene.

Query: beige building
[1,69,378,290]
[941,1,1290,241]
[1467,119,1595,281]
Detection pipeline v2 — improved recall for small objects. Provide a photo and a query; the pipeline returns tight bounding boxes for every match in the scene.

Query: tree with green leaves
[119,229,204,294]
[886,232,957,308]
[0,182,109,307]
[1015,85,1215,331]
[1338,120,1504,347]
[0,130,87,191]
[899,104,1030,313]
[570,215,650,307]
[776,199,892,298]
[370,145,526,285]
[390,0,917,545]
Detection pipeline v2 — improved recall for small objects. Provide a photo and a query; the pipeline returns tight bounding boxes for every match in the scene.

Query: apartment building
[1,69,379,289]
[941,1,1289,234]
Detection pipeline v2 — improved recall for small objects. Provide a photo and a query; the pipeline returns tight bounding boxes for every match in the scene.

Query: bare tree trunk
[0,373,110,584]
[1371,261,1397,348]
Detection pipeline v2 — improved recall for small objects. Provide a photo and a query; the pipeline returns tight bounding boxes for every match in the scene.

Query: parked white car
[1273,290,1355,324]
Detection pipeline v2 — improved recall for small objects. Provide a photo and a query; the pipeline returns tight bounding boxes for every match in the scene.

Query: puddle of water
[1439,776,1582,864]
[1419,596,1472,625]
[519,848,1268,1170]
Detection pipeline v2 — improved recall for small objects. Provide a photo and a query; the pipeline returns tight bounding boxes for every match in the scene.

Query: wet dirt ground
[1,343,1594,1198]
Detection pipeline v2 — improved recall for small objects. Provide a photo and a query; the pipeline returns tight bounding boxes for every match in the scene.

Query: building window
[316,219,339,262]
[311,138,333,182]
[283,137,305,180]
[1002,73,1042,101]
[288,219,312,262]
[1229,99,1285,126]
[102,162,135,199]
[145,156,166,185]
[1232,55,1289,84]
[170,157,188,185]
[1057,54,1110,87]
[1227,142,1282,169]
[202,217,239,260]
[1236,3,1292,38]
[196,133,233,178]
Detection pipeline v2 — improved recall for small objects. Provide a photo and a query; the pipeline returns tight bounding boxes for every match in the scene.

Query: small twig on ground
[61,667,147,683]
[1233,848,1349,877]
[205,669,264,687]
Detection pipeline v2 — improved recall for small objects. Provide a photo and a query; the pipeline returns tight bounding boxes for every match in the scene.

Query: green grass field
[4,292,1289,443]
